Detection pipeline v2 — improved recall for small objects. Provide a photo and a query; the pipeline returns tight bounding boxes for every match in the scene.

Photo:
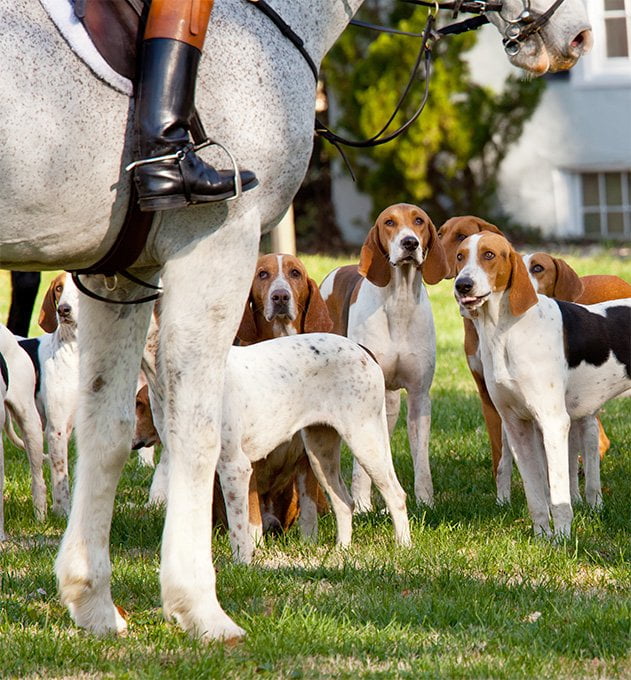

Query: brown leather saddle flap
[74,0,146,82]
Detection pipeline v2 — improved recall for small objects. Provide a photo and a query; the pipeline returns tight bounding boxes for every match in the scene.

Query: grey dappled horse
[0,0,591,640]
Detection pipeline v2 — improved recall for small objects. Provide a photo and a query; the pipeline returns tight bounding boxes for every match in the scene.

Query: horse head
[485,0,592,74]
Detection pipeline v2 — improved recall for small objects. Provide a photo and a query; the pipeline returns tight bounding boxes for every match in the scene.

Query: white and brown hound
[0,324,47,539]
[218,333,410,562]
[320,203,448,508]
[453,232,631,537]
[18,272,79,516]
[138,332,411,562]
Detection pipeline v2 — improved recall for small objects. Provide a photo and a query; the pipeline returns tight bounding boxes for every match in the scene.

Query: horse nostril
[455,277,473,295]
[569,28,593,55]
[401,236,419,252]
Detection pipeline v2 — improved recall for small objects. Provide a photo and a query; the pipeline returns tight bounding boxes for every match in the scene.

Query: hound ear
[38,276,61,333]
[475,218,504,236]
[552,257,584,301]
[303,278,334,333]
[235,294,260,345]
[358,225,391,287]
[508,249,538,316]
[422,218,449,285]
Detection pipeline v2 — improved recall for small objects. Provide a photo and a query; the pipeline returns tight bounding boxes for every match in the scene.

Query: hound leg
[568,421,582,503]
[495,427,513,504]
[502,414,551,537]
[157,210,259,641]
[7,402,47,521]
[469,365,504,483]
[406,386,433,507]
[301,425,354,546]
[45,425,71,516]
[350,389,401,513]
[56,276,155,636]
[344,414,411,547]
[217,448,255,564]
[579,415,602,509]
[296,455,320,540]
[538,413,573,538]
[148,447,169,506]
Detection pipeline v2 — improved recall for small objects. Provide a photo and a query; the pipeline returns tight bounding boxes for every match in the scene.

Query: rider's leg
[132,0,258,212]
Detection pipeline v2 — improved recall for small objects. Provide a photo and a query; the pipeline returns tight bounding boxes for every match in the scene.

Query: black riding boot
[132,38,257,212]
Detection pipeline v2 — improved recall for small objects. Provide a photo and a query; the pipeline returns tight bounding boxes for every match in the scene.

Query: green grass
[1,249,630,678]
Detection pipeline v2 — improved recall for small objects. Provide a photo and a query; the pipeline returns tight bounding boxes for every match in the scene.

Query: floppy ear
[474,218,504,236]
[303,278,334,333]
[552,257,584,301]
[508,249,538,316]
[38,277,60,333]
[235,294,260,345]
[358,225,391,287]
[422,218,449,285]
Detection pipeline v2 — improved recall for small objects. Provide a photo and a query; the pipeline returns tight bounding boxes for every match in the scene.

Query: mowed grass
[0,249,630,678]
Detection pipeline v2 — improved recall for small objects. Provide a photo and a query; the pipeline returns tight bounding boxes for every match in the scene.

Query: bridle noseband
[498,0,570,56]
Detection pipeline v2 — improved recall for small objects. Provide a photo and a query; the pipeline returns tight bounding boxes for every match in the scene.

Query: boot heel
[138,194,189,212]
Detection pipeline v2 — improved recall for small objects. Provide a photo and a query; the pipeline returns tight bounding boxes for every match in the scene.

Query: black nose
[57,303,72,317]
[270,289,290,304]
[455,277,474,295]
[401,236,419,252]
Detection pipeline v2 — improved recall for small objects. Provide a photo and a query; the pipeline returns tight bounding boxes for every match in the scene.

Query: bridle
[401,0,570,56]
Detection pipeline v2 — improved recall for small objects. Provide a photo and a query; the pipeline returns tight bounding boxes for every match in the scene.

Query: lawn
[0,248,630,678]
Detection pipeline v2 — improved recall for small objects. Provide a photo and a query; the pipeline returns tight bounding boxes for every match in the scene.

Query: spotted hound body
[18,273,79,516]
[320,203,448,509]
[454,233,631,537]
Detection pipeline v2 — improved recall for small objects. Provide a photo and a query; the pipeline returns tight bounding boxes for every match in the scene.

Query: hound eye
[257,270,269,279]
[531,264,544,274]
[456,253,464,261]
[483,251,495,260]
[414,217,423,225]
[385,219,394,226]
[289,268,301,278]
[56,285,63,293]
[456,234,466,242]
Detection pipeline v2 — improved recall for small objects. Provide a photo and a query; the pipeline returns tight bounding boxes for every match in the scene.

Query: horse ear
[552,257,584,301]
[235,294,260,345]
[358,225,391,287]
[422,218,449,285]
[38,276,61,333]
[509,249,538,316]
[303,278,334,333]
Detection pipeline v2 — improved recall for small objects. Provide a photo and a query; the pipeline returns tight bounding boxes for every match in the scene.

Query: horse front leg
[55,275,155,635]
[157,211,259,641]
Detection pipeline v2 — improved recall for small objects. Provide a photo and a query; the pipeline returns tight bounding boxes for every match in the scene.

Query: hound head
[454,233,538,317]
[358,203,448,287]
[236,253,333,344]
[522,252,584,301]
[38,272,79,334]
[132,385,161,450]
[437,216,504,279]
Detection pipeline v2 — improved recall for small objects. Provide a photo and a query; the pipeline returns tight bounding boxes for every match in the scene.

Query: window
[579,171,631,238]
[575,0,631,84]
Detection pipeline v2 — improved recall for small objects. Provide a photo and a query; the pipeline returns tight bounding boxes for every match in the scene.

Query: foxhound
[18,273,79,515]
[320,203,448,508]
[453,232,631,537]
[0,324,47,539]
[236,253,332,535]
[138,332,411,562]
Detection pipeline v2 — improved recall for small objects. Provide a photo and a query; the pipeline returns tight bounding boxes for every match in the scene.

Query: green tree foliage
[322,3,546,225]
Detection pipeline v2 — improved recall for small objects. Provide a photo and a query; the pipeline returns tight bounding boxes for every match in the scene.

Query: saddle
[72,0,147,82]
